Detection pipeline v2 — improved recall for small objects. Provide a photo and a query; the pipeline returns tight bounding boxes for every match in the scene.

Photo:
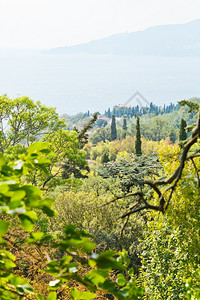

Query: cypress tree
[135,113,142,155]
[107,108,111,118]
[122,117,127,131]
[122,117,127,139]
[179,118,187,147]
[111,114,117,140]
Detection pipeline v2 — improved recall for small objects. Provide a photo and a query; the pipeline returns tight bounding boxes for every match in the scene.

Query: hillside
[43,19,200,56]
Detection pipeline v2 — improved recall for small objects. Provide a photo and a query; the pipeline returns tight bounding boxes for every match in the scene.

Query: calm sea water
[0,53,200,115]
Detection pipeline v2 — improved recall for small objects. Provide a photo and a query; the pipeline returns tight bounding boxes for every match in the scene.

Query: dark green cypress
[107,108,111,118]
[122,117,127,131]
[135,113,142,155]
[179,118,187,146]
[111,114,117,140]
[122,117,127,139]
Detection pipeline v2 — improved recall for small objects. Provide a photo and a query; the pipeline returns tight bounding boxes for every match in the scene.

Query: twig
[99,191,143,207]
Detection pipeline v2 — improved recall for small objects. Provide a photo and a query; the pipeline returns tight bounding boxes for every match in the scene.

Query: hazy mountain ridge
[43,19,200,56]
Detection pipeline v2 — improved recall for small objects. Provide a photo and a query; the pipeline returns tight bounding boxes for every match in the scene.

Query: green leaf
[24,211,38,220]
[36,294,45,300]
[16,284,34,295]
[18,214,35,232]
[85,270,108,285]
[42,206,55,217]
[116,274,126,286]
[10,190,26,202]
[27,231,44,243]
[70,288,96,299]
[0,290,18,300]
[0,249,15,261]
[60,255,72,266]
[0,153,5,168]
[94,251,126,271]
[1,260,16,269]
[9,276,33,295]
[0,220,9,237]
[37,164,50,175]
[47,292,57,300]
[28,141,50,154]
[0,237,6,244]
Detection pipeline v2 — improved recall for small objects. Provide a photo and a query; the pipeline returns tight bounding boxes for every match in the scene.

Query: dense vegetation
[0,95,200,299]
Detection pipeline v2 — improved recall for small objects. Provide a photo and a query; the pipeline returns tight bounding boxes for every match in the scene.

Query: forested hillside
[0,95,200,299]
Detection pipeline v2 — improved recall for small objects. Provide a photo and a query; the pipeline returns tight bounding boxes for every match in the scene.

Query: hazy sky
[1,0,200,49]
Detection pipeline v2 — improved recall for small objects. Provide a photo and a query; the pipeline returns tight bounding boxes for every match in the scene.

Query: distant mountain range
[43,19,200,56]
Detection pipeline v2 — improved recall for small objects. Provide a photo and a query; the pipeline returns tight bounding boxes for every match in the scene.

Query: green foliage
[179,118,187,146]
[141,216,188,300]
[2,95,200,299]
[74,112,98,149]
[111,115,117,141]
[101,152,110,163]
[98,155,160,193]
[122,117,128,139]
[45,224,144,299]
[0,142,144,299]
[49,175,145,276]
[140,136,200,299]
[20,129,89,188]
[0,95,62,153]
[135,114,142,156]
[89,126,111,144]
[122,118,127,131]
[0,142,55,299]
[178,99,200,113]
[169,127,177,143]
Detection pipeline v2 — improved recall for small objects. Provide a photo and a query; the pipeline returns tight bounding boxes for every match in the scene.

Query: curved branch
[99,191,144,208]
[121,111,200,216]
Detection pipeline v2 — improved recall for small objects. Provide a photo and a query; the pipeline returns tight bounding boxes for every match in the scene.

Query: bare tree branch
[99,191,143,207]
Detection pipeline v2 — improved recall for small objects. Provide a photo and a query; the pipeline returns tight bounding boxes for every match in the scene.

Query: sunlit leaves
[70,288,96,299]
[0,141,144,299]
[58,224,96,253]
[0,219,9,237]
[0,96,62,152]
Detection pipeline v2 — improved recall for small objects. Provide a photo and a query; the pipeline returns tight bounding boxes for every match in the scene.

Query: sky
[0,0,200,49]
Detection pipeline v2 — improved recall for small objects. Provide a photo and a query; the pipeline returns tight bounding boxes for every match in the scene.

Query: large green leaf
[18,214,35,232]
[70,288,96,299]
[0,220,9,237]
[47,292,57,300]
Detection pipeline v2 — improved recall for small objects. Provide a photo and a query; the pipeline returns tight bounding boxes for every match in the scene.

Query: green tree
[111,115,117,141]
[169,128,177,143]
[123,117,127,131]
[74,113,98,149]
[0,95,63,154]
[43,129,89,186]
[107,107,111,118]
[135,114,142,155]
[179,118,187,146]
[122,117,128,139]
[90,127,111,144]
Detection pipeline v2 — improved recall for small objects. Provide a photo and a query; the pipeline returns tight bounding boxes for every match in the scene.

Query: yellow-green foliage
[89,136,170,165]
[141,140,200,299]
[48,176,145,271]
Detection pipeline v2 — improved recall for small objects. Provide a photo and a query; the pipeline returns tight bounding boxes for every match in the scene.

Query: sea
[0,52,200,115]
